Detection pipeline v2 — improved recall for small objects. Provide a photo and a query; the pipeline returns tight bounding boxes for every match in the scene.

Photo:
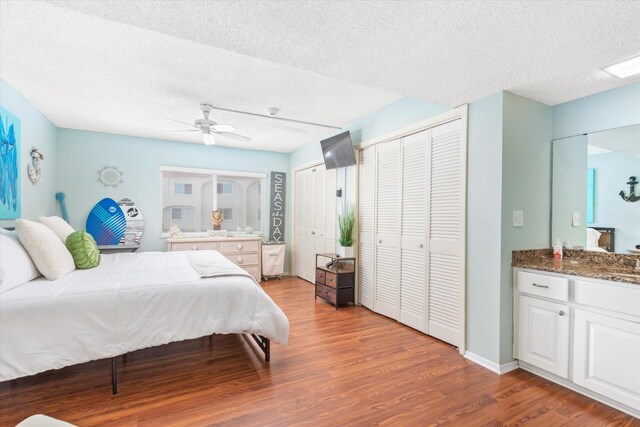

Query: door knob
[559,311,565,316]
[311,231,316,235]
[419,243,424,248]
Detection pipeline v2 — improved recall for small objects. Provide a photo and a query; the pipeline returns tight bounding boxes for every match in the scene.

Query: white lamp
[202,128,216,145]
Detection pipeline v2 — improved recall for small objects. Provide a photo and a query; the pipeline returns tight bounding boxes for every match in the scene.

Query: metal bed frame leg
[111,357,118,395]
[249,334,270,362]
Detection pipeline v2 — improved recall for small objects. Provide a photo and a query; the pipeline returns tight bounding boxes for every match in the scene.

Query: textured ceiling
[1,1,640,153]
[0,1,401,152]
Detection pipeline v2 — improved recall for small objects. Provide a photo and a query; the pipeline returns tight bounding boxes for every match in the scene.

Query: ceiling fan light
[202,129,215,145]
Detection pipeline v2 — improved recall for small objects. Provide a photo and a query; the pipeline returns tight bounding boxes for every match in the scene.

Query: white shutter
[400,130,429,332]
[358,146,376,309]
[374,139,401,320]
[427,119,465,347]
[324,167,337,253]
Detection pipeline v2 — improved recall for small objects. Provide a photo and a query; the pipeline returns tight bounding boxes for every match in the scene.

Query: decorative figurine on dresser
[315,253,355,309]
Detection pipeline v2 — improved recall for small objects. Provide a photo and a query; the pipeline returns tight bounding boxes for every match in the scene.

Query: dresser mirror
[551,123,640,254]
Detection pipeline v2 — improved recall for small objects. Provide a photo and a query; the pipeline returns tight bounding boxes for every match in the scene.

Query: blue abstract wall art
[0,107,21,219]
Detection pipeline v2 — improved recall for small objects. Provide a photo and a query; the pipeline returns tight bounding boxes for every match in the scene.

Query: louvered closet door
[427,119,465,347]
[400,130,429,332]
[375,139,401,320]
[301,168,317,282]
[358,146,376,310]
[324,168,337,253]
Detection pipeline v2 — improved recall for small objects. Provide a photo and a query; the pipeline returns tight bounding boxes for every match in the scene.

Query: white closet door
[400,130,429,332]
[313,166,327,269]
[375,139,401,320]
[324,167,337,253]
[427,119,465,347]
[294,169,306,278]
[359,146,376,310]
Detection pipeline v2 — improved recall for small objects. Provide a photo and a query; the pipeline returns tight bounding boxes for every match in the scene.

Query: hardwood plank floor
[1,277,637,426]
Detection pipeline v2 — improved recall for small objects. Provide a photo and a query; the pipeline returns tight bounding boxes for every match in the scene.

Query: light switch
[572,212,581,227]
[513,210,524,227]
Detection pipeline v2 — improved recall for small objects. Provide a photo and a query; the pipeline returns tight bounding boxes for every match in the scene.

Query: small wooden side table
[315,253,355,309]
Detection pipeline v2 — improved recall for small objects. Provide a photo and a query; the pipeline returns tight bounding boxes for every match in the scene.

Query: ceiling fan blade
[166,129,199,132]
[211,124,236,133]
[165,118,198,128]
[214,131,252,142]
[212,106,342,130]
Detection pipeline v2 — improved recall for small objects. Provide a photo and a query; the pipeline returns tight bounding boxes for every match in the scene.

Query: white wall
[0,80,58,227]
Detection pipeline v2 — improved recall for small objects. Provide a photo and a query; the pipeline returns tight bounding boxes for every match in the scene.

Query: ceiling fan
[167,103,251,145]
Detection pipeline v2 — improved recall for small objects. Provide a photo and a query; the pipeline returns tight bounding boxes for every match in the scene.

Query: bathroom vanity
[512,250,640,418]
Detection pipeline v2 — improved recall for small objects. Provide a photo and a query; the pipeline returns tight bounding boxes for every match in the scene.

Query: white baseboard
[464,351,519,375]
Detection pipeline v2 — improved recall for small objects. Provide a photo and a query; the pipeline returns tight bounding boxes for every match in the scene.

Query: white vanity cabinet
[517,295,570,378]
[514,268,640,418]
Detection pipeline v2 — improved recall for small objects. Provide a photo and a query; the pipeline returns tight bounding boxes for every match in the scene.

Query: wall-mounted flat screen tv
[320,130,356,170]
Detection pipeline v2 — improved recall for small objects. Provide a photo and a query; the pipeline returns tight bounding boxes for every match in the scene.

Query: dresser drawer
[316,269,326,284]
[227,253,259,267]
[316,283,336,304]
[168,241,220,252]
[518,271,569,302]
[244,266,261,281]
[219,240,260,254]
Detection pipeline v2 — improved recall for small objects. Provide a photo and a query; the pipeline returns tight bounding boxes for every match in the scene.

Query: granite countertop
[512,249,640,285]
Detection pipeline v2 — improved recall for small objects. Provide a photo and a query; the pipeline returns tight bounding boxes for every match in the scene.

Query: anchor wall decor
[619,176,640,203]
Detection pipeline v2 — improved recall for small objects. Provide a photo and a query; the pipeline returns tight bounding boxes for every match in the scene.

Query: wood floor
[1,277,637,426]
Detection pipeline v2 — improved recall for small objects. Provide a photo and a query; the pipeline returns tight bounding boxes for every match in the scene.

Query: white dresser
[514,268,640,418]
[167,236,262,281]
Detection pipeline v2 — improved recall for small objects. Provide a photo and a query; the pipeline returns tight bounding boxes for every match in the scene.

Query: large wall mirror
[552,123,640,254]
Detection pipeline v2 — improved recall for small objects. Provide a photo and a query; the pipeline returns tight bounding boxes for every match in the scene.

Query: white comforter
[0,251,289,381]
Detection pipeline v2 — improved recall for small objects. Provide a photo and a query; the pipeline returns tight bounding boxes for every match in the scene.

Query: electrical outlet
[572,212,581,227]
[513,210,524,227]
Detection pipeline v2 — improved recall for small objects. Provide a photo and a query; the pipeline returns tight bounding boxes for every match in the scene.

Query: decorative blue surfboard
[86,198,127,245]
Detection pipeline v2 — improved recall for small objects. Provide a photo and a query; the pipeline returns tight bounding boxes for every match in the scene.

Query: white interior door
[313,166,326,268]
[427,119,465,347]
[294,169,306,278]
[399,130,429,332]
[374,139,401,320]
[324,168,337,253]
[358,146,376,310]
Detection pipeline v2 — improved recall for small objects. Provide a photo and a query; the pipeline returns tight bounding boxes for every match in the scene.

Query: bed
[0,250,289,393]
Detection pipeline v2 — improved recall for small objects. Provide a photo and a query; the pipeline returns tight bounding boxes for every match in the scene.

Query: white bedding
[0,251,289,382]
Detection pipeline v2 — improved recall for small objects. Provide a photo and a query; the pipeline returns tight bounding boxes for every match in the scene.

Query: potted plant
[338,204,355,257]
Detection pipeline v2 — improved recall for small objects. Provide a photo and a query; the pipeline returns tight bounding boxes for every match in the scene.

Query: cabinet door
[374,139,401,320]
[358,146,376,310]
[573,309,640,410]
[427,119,465,347]
[517,295,570,378]
[399,130,429,332]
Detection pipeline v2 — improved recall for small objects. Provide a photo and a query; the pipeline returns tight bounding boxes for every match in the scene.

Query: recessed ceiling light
[602,55,640,78]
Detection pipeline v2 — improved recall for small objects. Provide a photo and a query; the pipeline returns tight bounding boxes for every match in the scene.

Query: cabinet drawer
[168,242,219,252]
[219,240,260,254]
[325,271,337,288]
[227,253,259,266]
[518,271,569,302]
[316,269,325,284]
[244,266,261,281]
[574,280,640,318]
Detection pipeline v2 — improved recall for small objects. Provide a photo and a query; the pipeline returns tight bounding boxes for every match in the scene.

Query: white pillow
[15,219,76,281]
[0,228,41,293]
[587,228,601,248]
[39,216,75,242]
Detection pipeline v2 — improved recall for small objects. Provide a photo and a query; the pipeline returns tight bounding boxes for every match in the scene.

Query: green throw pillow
[66,231,101,269]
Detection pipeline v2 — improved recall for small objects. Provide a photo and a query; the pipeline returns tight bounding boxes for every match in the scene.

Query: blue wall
[553,82,640,139]
[55,129,292,269]
[0,80,58,227]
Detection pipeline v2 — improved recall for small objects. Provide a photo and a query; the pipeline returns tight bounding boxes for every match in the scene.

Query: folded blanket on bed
[187,250,257,283]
